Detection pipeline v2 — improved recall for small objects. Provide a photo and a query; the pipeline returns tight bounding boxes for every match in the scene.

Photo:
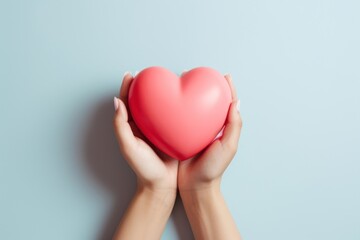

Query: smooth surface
[1,0,359,239]
[128,66,232,160]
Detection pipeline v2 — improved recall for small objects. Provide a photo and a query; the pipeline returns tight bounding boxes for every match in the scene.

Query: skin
[112,72,243,240]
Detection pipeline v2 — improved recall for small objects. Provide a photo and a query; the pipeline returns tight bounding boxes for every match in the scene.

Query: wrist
[136,182,177,208]
[180,183,221,199]
[114,181,176,239]
[178,177,221,193]
[178,180,241,240]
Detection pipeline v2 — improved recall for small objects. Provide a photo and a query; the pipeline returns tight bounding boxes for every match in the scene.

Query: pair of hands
[113,72,242,197]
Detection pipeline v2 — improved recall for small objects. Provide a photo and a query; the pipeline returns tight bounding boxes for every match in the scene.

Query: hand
[113,72,179,193]
[178,74,242,191]
[113,73,179,240]
[177,74,243,240]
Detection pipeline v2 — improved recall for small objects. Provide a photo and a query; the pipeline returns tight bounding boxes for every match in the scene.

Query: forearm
[180,183,241,240]
[113,185,176,240]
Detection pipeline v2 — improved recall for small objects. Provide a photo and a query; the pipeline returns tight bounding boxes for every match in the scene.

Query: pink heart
[128,66,232,160]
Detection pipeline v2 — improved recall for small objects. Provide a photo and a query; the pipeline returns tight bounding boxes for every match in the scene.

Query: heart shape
[128,66,232,160]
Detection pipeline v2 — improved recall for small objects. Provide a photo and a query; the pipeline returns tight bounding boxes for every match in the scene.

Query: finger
[212,125,225,142]
[120,72,134,106]
[128,121,160,153]
[224,74,237,101]
[128,121,159,155]
[220,100,242,157]
[129,121,145,139]
[180,69,188,76]
[113,97,137,154]
[120,72,134,120]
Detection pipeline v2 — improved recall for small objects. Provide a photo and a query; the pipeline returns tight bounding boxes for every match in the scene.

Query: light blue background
[1,0,359,239]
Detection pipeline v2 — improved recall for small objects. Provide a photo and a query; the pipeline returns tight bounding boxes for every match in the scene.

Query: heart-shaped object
[128,66,232,160]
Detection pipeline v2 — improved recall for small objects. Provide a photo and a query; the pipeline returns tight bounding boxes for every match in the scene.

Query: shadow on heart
[81,93,194,240]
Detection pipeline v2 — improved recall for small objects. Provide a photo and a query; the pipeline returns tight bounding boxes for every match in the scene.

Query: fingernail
[134,70,139,77]
[180,69,188,76]
[114,97,119,111]
[225,73,232,79]
[236,99,240,112]
[123,71,131,77]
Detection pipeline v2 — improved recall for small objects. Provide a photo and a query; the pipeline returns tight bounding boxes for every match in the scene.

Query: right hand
[178,74,243,191]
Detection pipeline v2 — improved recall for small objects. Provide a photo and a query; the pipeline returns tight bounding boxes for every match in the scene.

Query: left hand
[113,72,178,192]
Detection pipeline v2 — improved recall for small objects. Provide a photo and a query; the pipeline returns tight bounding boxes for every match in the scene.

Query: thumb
[220,99,242,154]
[113,97,137,153]
[114,96,128,121]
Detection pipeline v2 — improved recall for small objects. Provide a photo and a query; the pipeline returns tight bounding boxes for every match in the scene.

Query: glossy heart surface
[128,66,232,160]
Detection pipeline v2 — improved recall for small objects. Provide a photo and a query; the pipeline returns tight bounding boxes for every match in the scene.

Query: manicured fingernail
[123,71,131,77]
[180,69,187,76]
[114,97,119,111]
[236,99,240,112]
[134,70,139,76]
[225,73,232,79]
